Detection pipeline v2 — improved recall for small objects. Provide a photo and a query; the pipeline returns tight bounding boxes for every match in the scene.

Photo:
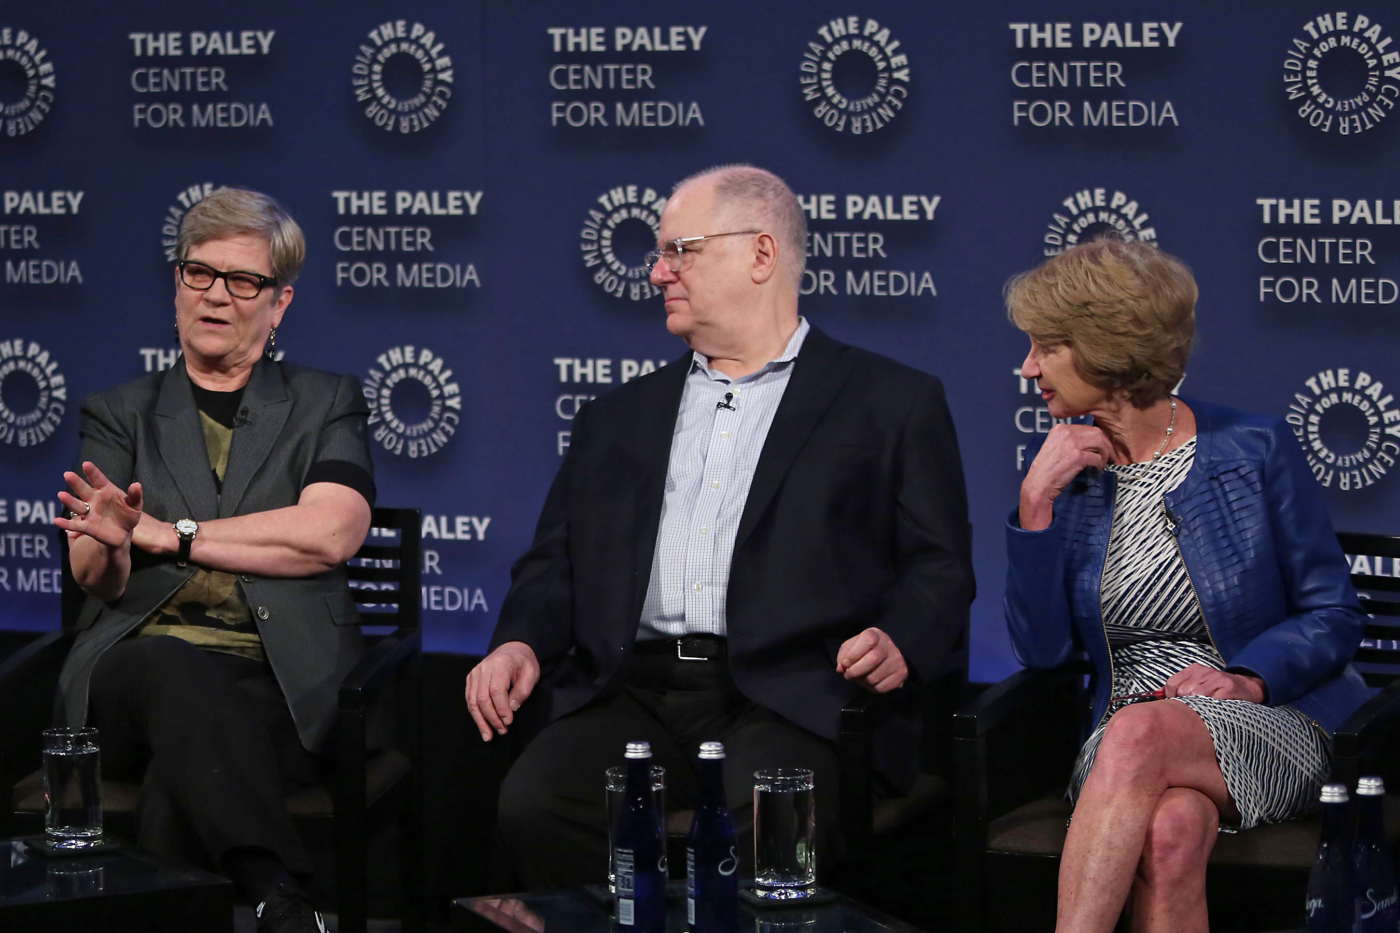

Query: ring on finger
[83,502,92,516]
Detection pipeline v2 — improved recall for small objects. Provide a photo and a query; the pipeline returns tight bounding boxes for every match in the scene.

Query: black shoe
[255,882,327,933]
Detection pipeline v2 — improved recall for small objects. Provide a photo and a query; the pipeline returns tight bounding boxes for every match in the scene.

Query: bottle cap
[625,741,652,759]
[1357,775,1386,796]
[699,742,725,759]
[1320,783,1349,804]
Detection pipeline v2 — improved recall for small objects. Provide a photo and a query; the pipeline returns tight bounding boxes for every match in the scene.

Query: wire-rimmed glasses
[643,231,761,274]
[177,260,277,299]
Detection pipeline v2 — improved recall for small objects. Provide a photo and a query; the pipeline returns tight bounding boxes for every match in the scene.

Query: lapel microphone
[233,406,251,428]
[716,392,735,412]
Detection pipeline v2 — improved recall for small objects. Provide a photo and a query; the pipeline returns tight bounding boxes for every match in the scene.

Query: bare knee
[1139,790,1217,887]
[1094,704,1176,784]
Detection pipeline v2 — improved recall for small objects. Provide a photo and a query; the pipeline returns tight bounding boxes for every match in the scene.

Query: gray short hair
[178,187,305,286]
[675,164,807,286]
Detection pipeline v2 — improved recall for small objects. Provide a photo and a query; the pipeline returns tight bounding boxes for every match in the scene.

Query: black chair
[951,532,1400,933]
[0,507,424,933]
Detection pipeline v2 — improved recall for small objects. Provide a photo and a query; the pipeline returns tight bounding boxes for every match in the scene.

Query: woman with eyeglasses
[1003,238,1368,933]
[51,187,373,933]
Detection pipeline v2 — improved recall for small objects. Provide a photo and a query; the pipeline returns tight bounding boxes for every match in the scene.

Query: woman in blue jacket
[1005,238,1368,933]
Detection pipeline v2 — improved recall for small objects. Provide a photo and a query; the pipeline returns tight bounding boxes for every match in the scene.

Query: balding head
[673,165,807,288]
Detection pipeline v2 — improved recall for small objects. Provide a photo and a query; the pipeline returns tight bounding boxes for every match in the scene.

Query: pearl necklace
[1117,397,1177,479]
[1150,397,1178,461]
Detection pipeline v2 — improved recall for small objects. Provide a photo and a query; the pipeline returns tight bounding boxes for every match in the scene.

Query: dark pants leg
[497,646,840,890]
[86,636,315,874]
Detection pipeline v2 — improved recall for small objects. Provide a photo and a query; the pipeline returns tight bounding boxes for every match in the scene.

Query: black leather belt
[636,635,725,662]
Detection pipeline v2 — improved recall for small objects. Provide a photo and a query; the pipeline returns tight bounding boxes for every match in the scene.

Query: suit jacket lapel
[627,352,692,625]
[218,359,290,518]
[734,326,856,554]
[153,358,220,520]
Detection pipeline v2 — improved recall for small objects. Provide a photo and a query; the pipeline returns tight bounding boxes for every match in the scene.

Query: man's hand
[836,627,908,693]
[1163,663,1267,703]
[465,641,540,741]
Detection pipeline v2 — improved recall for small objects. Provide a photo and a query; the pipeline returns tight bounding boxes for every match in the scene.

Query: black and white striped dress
[1067,438,1330,830]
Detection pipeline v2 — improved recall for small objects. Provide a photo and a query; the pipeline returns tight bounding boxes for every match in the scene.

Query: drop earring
[265,327,277,360]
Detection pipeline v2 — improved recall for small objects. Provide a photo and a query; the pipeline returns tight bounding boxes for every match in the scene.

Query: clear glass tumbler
[605,763,665,892]
[42,727,103,849]
[753,767,815,899]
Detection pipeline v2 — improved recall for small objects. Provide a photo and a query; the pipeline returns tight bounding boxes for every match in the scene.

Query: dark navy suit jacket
[491,325,976,787]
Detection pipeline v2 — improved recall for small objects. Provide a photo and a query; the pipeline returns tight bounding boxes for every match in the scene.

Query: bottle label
[687,897,695,925]
[616,848,635,896]
[619,898,635,926]
[1357,885,1399,920]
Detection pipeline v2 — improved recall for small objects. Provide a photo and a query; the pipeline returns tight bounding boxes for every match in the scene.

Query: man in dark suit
[464,165,974,889]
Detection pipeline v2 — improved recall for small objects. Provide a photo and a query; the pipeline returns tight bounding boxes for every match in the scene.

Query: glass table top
[0,837,230,907]
[455,885,929,933]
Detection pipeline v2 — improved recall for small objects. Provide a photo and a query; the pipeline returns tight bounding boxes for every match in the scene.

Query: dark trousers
[86,635,316,874]
[497,641,841,890]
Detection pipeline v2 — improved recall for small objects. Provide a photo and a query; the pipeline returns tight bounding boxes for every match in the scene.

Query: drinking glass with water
[752,768,816,899]
[42,727,103,849]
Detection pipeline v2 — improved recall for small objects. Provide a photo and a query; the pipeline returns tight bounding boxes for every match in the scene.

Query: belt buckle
[676,639,709,662]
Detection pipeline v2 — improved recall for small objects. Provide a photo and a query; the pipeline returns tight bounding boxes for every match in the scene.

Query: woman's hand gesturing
[55,461,144,550]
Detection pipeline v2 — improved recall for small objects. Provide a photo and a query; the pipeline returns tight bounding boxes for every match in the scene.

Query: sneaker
[254,882,327,933]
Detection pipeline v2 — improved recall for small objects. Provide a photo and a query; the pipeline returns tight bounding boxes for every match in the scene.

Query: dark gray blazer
[56,357,375,754]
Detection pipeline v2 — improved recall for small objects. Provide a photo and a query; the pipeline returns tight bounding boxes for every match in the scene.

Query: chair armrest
[0,629,73,695]
[1331,678,1400,787]
[338,630,422,713]
[838,690,894,845]
[954,663,1085,833]
[953,661,1090,740]
[952,663,1085,933]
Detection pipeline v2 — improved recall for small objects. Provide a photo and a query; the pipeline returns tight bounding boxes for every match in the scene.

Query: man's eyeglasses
[177,260,277,300]
[643,231,761,274]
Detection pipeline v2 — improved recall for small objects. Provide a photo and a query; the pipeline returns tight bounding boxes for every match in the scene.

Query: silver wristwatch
[174,518,198,567]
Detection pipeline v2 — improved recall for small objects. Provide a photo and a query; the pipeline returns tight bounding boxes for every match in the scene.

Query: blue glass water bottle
[1306,783,1350,933]
[686,742,739,933]
[614,741,667,933]
[1351,775,1398,932]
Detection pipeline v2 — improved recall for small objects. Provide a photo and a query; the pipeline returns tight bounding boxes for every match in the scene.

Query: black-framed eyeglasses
[177,260,277,300]
[643,231,761,274]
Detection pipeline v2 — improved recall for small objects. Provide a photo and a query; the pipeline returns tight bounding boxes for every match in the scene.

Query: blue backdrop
[2,1,1398,684]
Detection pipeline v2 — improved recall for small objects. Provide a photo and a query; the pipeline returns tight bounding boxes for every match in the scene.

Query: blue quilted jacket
[1005,396,1369,738]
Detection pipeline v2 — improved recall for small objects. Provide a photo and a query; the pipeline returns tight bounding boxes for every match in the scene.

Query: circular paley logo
[362,345,462,458]
[1286,367,1400,491]
[352,21,453,134]
[579,185,665,302]
[0,28,56,138]
[1043,188,1159,256]
[0,338,66,447]
[1283,12,1400,135]
[161,182,218,262]
[799,16,911,135]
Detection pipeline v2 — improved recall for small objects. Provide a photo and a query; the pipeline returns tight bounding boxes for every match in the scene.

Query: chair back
[347,507,422,634]
[1338,532,1400,688]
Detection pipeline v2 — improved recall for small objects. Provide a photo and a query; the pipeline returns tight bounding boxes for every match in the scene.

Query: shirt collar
[689,317,810,380]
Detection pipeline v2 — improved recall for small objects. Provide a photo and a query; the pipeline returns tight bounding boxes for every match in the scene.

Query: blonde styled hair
[177,187,305,286]
[1005,239,1197,408]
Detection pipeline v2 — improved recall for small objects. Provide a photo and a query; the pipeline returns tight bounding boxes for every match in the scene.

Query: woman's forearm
[69,534,133,601]
[134,483,372,578]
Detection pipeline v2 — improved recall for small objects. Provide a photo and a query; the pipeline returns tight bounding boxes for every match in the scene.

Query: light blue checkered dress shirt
[637,318,811,639]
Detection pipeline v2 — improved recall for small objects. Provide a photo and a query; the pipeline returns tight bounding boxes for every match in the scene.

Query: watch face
[175,519,198,537]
